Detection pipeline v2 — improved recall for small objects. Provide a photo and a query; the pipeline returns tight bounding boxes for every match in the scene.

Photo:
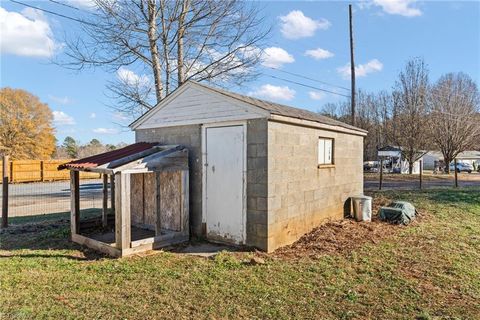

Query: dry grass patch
[1,188,479,319]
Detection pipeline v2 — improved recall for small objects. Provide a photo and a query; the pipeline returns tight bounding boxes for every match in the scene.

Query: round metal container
[351,196,372,222]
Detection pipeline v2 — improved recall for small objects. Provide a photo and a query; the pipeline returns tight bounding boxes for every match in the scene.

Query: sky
[1,0,479,145]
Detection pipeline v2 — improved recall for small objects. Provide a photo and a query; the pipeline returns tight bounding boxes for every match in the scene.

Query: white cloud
[249,84,296,101]
[89,113,96,119]
[370,0,422,17]
[279,10,331,39]
[337,59,383,79]
[0,7,60,58]
[308,91,325,100]
[48,95,71,105]
[112,112,129,122]
[117,67,150,87]
[65,0,97,9]
[93,128,119,135]
[261,47,295,68]
[305,48,334,60]
[53,111,75,126]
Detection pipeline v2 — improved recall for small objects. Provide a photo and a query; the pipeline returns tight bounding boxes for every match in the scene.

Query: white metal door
[205,125,245,243]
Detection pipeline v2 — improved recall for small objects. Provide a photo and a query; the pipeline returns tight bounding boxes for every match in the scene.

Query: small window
[318,137,334,166]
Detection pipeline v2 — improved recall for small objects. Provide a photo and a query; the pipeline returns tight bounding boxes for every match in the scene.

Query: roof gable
[131,81,366,134]
[131,82,269,130]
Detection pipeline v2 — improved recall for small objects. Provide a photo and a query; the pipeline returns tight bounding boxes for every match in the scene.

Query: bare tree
[319,91,392,160]
[61,0,269,118]
[388,58,431,174]
[429,72,480,172]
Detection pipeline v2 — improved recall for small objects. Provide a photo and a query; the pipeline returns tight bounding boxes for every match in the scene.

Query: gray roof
[192,81,367,133]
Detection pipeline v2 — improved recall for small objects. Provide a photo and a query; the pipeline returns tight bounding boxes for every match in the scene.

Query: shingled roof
[192,81,366,133]
[130,81,367,134]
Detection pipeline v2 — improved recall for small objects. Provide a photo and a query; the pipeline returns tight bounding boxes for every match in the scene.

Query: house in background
[130,81,367,252]
[377,146,423,174]
[423,150,480,170]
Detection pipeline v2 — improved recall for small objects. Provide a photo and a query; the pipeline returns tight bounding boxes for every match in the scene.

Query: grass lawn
[1,188,479,319]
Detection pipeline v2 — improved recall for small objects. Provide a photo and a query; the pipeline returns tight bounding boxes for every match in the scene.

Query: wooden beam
[110,174,115,212]
[70,170,80,236]
[123,234,189,256]
[155,171,161,236]
[2,155,9,228]
[102,174,108,227]
[181,169,189,233]
[115,172,131,249]
[72,234,121,257]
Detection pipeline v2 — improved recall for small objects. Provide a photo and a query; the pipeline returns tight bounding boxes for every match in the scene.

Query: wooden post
[102,174,108,228]
[419,159,423,189]
[379,158,383,190]
[9,160,13,183]
[115,172,131,250]
[454,159,458,188]
[181,170,189,234]
[110,174,115,212]
[40,160,45,182]
[155,171,162,236]
[349,4,356,126]
[2,156,9,228]
[70,170,80,236]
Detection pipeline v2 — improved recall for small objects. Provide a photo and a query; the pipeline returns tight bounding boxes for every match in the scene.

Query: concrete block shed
[131,81,367,252]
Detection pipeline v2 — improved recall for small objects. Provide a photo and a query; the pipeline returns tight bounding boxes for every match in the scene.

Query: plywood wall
[130,171,183,231]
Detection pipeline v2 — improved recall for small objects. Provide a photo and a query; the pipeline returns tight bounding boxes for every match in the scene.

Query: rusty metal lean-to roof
[59,142,158,170]
[58,142,188,174]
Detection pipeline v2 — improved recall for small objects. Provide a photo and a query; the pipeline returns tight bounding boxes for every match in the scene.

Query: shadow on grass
[1,209,112,261]
[8,208,105,225]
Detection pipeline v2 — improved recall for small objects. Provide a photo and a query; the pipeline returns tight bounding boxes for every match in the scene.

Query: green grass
[1,188,479,319]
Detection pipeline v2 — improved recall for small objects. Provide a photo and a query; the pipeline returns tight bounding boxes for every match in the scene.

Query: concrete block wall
[135,125,203,236]
[245,119,268,250]
[266,121,364,252]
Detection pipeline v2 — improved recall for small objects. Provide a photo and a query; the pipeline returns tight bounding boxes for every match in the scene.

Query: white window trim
[318,137,335,167]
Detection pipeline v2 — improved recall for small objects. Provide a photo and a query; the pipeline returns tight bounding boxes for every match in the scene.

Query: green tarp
[378,201,417,225]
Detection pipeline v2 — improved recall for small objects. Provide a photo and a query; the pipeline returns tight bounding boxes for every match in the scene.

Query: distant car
[449,162,473,173]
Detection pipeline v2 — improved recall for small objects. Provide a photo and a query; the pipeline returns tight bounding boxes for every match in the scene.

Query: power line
[267,67,350,92]
[264,74,351,98]
[48,0,81,11]
[9,0,96,26]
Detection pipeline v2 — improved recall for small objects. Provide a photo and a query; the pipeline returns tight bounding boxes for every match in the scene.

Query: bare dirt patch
[273,194,426,260]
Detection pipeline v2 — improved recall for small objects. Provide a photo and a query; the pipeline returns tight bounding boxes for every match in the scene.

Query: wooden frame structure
[66,144,189,257]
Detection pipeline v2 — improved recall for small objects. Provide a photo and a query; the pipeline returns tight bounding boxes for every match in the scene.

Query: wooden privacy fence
[0,159,100,183]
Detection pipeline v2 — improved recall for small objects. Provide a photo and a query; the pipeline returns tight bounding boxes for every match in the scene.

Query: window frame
[317,137,335,168]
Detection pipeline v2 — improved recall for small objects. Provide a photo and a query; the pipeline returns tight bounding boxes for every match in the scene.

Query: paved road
[3,174,479,218]
[0,179,105,217]
[365,173,480,190]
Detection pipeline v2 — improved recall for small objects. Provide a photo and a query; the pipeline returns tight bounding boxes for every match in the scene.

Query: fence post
[2,155,9,228]
[419,159,423,189]
[379,159,383,190]
[454,159,458,188]
[40,160,45,182]
[9,160,13,183]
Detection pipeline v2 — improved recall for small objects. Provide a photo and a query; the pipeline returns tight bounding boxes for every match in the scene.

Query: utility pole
[349,4,356,126]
